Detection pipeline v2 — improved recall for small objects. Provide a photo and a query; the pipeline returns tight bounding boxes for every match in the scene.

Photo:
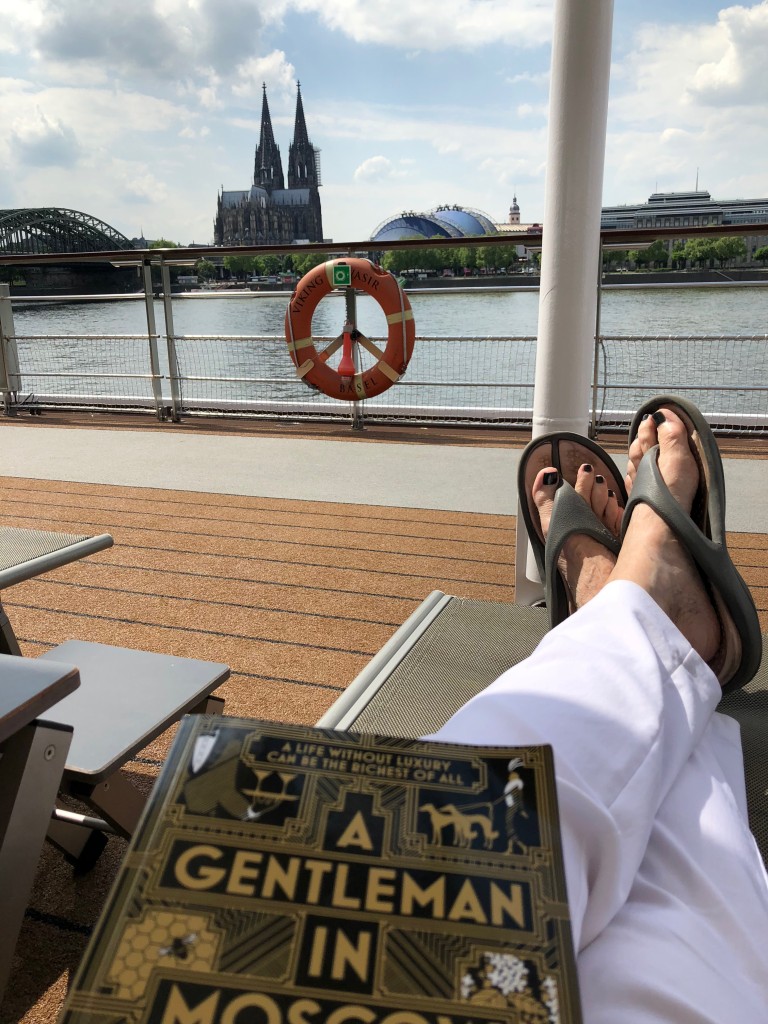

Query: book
[60,717,582,1024]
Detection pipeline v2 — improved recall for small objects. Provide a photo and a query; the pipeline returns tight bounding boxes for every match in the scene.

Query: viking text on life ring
[284,258,416,401]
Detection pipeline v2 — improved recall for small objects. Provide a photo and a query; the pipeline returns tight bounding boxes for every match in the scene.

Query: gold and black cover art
[61,718,581,1023]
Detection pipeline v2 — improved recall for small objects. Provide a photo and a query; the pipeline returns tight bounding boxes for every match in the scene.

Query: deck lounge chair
[1,525,230,868]
[317,592,768,865]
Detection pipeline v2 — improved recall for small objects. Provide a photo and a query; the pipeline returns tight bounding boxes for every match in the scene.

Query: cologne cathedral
[214,83,324,246]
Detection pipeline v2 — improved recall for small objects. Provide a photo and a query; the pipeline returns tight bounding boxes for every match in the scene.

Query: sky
[1,0,767,246]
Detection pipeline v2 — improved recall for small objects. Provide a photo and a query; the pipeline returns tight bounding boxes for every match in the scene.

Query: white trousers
[429,580,768,1023]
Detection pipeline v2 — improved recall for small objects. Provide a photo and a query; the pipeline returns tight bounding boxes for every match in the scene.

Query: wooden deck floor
[1,418,767,1023]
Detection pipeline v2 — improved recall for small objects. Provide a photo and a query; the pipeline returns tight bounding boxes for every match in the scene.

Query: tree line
[147,232,768,284]
[378,240,527,275]
[604,236,766,271]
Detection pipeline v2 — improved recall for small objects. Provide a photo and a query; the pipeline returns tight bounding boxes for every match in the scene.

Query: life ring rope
[284,258,416,402]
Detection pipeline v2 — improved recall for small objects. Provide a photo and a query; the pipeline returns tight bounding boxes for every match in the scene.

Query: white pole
[534,0,614,436]
[517,0,615,601]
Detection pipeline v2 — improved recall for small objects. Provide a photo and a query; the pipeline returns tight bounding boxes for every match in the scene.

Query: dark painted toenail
[542,471,558,485]
[641,413,650,421]
[582,464,593,472]
[595,474,605,484]
[608,489,615,498]
[652,411,666,426]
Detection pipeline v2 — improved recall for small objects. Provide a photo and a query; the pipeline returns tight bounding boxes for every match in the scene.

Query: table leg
[68,770,148,840]
[0,720,72,999]
[47,809,110,873]
[0,599,22,657]
[190,694,225,715]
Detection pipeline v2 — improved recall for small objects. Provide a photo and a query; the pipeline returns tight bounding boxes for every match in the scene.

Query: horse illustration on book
[419,802,499,849]
[418,756,532,853]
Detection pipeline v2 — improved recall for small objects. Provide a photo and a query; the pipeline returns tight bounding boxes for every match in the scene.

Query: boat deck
[1,413,767,1023]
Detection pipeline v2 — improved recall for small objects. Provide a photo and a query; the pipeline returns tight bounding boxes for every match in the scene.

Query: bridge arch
[0,208,134,254]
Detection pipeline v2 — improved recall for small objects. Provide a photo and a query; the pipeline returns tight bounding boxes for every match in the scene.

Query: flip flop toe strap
[544,481,621,627]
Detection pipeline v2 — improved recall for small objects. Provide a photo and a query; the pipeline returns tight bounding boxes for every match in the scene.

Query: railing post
[0,284,21,416]
[160,262,182,422]
[141,260,166,420]
[590,242,604,439]
[345,283,364,431]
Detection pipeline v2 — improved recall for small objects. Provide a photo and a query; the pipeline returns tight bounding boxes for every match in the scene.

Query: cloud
[506,70,549,87]
[232,51,296,100]
[32,0,273,84]
[0,0,44,54]
[291,0,553,50]
[353,155,410,181]
[179,125,210,139]
[600,2,768,211]
[10,107,81,167]
[688,1,768,104]
[112,160,168,204]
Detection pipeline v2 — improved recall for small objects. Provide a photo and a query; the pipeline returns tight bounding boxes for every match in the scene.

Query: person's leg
[429,408,768,1017]
[429,578,721,950]
[579,710,768,1023]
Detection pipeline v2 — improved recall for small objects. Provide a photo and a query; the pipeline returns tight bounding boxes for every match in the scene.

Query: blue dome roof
[370,214,459,242]
[430,206,498,235]
[370,206,498,241]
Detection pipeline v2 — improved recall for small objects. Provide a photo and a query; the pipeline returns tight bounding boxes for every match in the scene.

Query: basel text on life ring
[285,258,416,401]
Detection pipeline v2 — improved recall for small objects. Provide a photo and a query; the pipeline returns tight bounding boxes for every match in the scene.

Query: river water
[13,282,768,337]
[9,284,768,422]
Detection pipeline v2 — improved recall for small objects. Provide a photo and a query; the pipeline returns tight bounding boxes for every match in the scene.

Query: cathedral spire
[254,84,285,191]
[288,81,320,189]
[292,81,310,148]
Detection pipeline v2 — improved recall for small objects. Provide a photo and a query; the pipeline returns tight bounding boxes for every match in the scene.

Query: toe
[590,473,610,519]
[642,406,700,514]
[573,463,595,504]
[603,488,623,536]
[531,467,559,542]
[626,438,644,495]
[627,408,672,493]
[653,407,688,450]
[637,411,661,453]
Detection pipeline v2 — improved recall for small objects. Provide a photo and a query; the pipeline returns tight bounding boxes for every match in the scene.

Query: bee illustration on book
[158,933,197,962]
[241,769,299,821]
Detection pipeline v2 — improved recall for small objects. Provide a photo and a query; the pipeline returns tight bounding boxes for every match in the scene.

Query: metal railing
[2,220,767,434]
[2,302,766,434]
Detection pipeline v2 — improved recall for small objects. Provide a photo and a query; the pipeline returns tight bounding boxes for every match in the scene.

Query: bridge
[0,208,134,255]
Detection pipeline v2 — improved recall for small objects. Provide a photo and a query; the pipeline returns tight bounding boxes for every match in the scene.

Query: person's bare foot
[532,463,622,611]
[611,407,720,667]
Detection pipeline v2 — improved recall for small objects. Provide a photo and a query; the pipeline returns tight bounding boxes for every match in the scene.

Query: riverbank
[403,267,768,291]
[8,267,768,299]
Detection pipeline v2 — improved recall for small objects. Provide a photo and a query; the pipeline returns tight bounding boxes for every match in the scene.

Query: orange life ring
[285,258,415,401]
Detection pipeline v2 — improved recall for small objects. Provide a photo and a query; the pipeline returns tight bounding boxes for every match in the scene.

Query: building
[370,205,499,242]
[601,191,768,256]
[494,195,540,235]
[214,83,323,246]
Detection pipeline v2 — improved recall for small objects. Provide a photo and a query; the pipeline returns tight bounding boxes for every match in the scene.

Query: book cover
[60,717,581,1024]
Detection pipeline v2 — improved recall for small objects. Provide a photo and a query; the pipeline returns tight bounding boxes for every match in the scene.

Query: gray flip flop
[517,432,627,627]
[625,395,761,693]
[544,480,622,627]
